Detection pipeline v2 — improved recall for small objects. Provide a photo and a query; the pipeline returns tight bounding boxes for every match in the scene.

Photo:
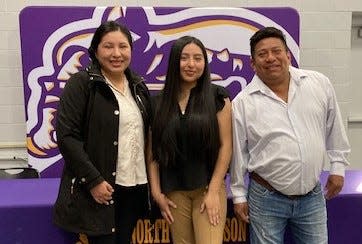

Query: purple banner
[19,6,299,178]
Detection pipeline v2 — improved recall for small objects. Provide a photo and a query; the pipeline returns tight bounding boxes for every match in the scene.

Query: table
[0,171,361,244]
[322,171,362,244]
[0,178,76,243]
[283,170,362,244]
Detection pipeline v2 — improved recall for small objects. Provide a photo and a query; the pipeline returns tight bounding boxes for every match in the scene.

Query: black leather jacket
[53,64,151,235]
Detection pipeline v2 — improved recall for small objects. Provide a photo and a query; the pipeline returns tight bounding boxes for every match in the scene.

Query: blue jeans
[248,179,327,244]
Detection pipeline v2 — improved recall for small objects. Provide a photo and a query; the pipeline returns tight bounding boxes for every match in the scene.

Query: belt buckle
[285,194,304,200]
[286,195,298,200]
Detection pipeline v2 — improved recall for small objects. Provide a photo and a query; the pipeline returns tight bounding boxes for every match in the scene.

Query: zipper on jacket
[133,79,147,115]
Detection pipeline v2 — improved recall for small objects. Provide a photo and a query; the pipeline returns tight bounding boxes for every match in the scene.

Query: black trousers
[87,183,149,244]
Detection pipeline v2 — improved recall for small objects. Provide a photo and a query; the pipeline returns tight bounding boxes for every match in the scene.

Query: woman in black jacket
[53,21,151,244]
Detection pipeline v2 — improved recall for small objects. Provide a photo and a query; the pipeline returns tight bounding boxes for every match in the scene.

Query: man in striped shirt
[230,27,350,244]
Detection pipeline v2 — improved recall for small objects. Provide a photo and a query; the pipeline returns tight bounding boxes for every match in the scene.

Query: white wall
[0,0,361,169]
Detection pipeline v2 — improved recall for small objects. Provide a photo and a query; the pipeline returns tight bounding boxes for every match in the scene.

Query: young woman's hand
[200,190,220,226]
[154,193,177,224]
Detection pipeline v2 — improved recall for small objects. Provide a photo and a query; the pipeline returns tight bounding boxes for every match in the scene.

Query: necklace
[178,92,190,114]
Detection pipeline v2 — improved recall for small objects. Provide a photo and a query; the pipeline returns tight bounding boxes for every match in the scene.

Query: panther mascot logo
[21,6,299,176]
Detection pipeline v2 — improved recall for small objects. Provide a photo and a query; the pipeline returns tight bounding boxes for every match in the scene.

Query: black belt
[249,172,308,200]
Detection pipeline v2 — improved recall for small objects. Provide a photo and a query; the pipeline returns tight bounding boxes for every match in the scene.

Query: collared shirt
[230,66,350,203]
[105,77,147,186]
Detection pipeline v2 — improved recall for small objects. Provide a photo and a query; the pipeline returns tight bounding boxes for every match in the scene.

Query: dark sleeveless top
[153,84,229,193]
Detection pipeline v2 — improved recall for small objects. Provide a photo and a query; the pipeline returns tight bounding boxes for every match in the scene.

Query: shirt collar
[104,75,129,95]
[247,66,308,95]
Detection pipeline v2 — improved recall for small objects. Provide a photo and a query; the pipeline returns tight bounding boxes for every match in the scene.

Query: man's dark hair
[250,27,288,57]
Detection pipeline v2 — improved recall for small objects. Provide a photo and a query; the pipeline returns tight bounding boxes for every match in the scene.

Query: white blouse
[105,76,147,186]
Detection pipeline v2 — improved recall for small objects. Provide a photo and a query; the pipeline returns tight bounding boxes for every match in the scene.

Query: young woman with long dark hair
[147,36,232,244]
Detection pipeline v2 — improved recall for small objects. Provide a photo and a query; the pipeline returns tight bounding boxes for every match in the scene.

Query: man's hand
[233,202,249,223]
[324,175,344,200]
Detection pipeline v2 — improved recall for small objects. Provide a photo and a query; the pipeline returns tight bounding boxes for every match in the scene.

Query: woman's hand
[200,190,220,226]
[154,193,177,225]
[90,181,114,205]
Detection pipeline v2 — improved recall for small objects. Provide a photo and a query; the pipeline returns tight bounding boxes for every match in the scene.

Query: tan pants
[166,183,227,244]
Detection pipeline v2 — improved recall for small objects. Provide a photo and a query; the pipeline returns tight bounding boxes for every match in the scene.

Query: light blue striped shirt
[230,66,350,203]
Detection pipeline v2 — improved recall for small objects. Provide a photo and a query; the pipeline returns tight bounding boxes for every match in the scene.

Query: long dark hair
[152,36,220,170]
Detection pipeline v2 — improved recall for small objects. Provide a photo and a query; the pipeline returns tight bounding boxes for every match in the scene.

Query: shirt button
[81,178,86,183]
[113,141,118,146]
[112,172,116,176]
[114,110,119,115]
[111,228,115,233]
